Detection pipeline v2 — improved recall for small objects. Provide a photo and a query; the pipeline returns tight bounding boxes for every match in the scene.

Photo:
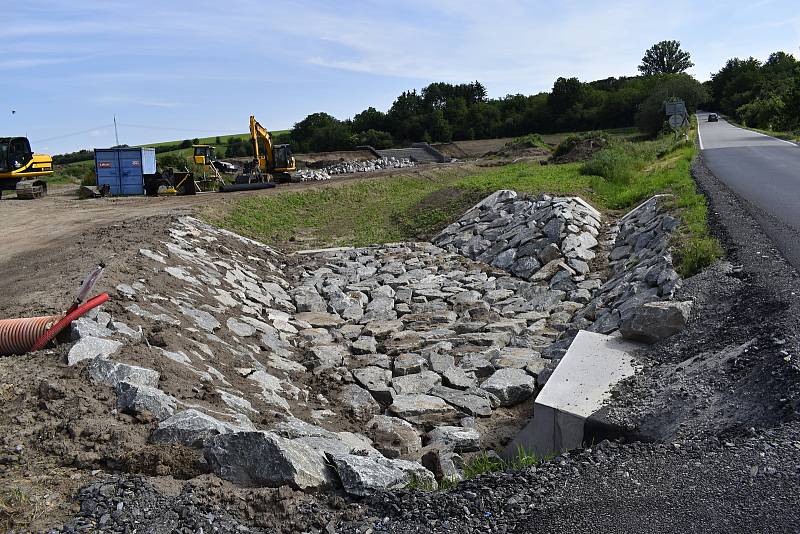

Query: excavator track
[15,179,47,200]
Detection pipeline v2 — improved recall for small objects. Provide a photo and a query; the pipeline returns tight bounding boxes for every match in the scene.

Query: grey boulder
[426,426,481,452]
[328,453,436,496]
[115,382,177,420]
[204,431,333,489]
[88,357,160,388]
[366,415,422,460]
[151,409,234,447]
[67,336,123,366]
[479,368,536,407]
[620,300,692,343]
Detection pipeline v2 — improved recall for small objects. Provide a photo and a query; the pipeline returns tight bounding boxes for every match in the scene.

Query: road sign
[665,101,687,116]
[668,114,686,129]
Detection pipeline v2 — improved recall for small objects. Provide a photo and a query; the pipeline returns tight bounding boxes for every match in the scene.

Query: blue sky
[3,0,799,154]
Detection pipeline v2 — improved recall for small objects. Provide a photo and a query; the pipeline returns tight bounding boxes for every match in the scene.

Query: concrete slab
[502,330,643,460]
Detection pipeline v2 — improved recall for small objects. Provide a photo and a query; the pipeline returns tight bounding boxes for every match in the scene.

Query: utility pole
[113,115,120,146]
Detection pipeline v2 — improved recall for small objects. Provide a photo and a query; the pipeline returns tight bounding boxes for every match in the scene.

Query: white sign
[668,114,686,129]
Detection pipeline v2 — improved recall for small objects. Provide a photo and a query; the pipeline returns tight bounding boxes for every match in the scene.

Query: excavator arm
[249,115,274,173]
[249,115,295,175]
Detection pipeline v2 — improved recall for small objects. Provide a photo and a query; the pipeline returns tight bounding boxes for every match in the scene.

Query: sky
[3,0,799,154]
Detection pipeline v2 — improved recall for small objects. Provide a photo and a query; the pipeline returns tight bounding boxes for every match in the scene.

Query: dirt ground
[433,138,513,158]
[0,163,458,267]
[0,160,496,532]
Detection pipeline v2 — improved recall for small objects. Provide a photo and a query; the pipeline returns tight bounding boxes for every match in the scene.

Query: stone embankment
[62,189,687,496]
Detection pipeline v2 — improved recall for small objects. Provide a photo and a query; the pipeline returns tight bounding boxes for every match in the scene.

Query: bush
[737,95,785,129]
[505,133,550,151]
[554,133,584,158]
[158,153,192,171]
[80,168,96,186]
[354,129,394,149]
[553,131,608,158]
[634,74,708,136]
[580,146,637,184]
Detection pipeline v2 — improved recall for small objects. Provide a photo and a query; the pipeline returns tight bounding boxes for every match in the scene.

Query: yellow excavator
[235,115,295,184]
[193,144,223,179]
[0,136,52,199]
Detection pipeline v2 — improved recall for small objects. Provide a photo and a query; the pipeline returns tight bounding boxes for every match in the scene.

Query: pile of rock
[64,190,691,498]
[536,194,688,361]
[434,191,604,298]
[293,168,333,181]
[70,209,611,495]
[578,195,687,337]
[294,157,415,181]
[325,157,415,175]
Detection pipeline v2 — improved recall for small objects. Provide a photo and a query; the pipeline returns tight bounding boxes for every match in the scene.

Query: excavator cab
[0,137,53,198]
[272,144,293,171]
[193,144,216,166]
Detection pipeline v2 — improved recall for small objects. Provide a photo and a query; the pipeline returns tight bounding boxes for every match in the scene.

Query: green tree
[548,77,584,115]
[354,129,394,149]
[352,107,387,133]
[426,109,453,142]
[638,40,694,76]
[289,112,341,152]
[635,74,708,134]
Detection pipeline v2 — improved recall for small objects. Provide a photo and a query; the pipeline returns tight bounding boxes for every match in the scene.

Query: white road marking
[729,123,798,147]
[696,114,704,150]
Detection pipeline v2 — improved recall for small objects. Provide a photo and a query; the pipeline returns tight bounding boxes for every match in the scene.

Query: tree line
[54,41,799,162]
[287,41,710,153]
[708,51,800,131]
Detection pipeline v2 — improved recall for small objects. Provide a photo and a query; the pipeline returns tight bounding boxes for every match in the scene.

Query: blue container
[94,147,156,195]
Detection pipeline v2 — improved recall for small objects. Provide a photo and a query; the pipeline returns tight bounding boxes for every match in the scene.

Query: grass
[579,126,722,276]
[43,159,94,185]
[717,114,800,144]
[204,162,593,250]
[502,133,552,152]
[541,126,640,147]
[734,124,799,143]
[405,447,550,492]
[207,124,721,275]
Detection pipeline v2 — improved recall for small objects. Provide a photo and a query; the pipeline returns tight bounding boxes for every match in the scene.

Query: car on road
[708,113,719,122]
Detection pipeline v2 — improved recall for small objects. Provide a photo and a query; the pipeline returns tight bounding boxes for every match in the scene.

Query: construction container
[94,147,156,195]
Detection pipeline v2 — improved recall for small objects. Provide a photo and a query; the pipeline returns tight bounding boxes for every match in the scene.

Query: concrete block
[502,330,642,460]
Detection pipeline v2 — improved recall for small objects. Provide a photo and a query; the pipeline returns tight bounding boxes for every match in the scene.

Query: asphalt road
[697,111,800,267]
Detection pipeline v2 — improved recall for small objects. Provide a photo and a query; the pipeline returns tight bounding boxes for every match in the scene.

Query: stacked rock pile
[580,195,682,334]
[434,191,605,302]
[62,191,687,497]
[295,157,415,181]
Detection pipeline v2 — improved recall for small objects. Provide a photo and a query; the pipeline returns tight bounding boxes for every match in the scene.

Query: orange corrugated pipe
[30,293,110,352]
[0,316,60,356]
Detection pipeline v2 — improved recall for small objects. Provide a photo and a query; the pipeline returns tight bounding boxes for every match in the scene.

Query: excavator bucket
[15,179,47,200]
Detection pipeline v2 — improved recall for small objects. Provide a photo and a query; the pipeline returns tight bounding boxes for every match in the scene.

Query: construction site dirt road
[0,163,458,265]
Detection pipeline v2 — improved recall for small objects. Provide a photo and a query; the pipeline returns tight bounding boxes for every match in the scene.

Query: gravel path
[340,428,800,534]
